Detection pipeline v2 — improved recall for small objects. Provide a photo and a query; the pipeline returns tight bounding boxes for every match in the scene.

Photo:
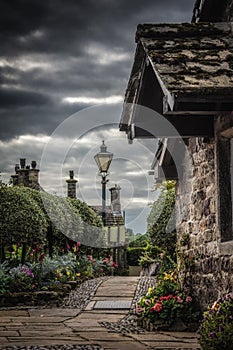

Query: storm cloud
[0,0,195,233]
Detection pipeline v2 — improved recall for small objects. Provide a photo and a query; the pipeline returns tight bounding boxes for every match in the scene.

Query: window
[217,137,233,242]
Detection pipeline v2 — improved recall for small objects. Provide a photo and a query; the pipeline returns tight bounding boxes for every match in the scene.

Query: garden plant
[198,293,233,350]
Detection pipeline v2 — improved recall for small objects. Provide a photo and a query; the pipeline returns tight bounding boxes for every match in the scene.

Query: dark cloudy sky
[0,0,195,234]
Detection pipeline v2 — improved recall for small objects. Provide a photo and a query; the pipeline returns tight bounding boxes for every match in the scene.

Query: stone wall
[176,131,233,309]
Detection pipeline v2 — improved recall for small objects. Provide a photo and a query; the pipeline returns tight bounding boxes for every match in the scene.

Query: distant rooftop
[91,205,124,227]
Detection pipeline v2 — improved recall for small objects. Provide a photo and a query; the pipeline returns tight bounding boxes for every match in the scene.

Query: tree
[67,198,104,248]
[147,180,176,259]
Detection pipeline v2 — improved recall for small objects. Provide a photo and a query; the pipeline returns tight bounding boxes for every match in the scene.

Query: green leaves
[0,186,105,261]
[0,186,48,247]
[198,295,233,350]
[147,181,176,259]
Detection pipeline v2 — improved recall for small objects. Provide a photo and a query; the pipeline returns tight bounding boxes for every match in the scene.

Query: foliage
[138,244,176,272]
[198,293,233,350]
[67,198,102,227]
[176,233,196,291]
[0,186,105,261]
[67,197,104,247]
[7,264,36,292]
[128,233,148,248]
[35,252,81,286]
[6,243,46,266]
[0,262,10,294]
[136,268,200,327]
[0,186,48,262]
[0,252,118,294]
[147,181,176,259]
[127,247,146,266]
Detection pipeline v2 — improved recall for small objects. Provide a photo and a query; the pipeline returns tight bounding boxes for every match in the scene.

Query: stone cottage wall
[176,135,233,309]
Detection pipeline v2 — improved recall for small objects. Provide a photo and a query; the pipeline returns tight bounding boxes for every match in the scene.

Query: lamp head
[94,140,113,174]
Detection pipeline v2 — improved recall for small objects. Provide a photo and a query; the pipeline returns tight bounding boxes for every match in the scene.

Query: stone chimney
[109,184,121,212]
[17,158,28,185]
[66,170,78,198]
[11,159,40,189]
[28,161,40,187]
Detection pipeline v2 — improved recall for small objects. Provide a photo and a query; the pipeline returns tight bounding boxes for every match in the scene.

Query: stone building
[11,158,41,190]
[120,2,233,307]
[91,184,126,247]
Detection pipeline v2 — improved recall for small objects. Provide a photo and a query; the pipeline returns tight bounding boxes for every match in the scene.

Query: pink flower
[135,305,143,314]
[177,296,183,303]
[186,296,192,302]
[151,302,162,312]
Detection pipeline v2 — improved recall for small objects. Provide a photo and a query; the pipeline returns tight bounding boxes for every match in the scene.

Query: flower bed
[198,293,233,349]
[0,252,118,306]
[135,270,201,331]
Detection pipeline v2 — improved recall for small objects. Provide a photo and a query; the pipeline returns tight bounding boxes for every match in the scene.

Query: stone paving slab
[4,316,71,323]
[18,329,74,337]
[0,330,19,337]
[92,296,133,301]
[94,300,132,309]
[87,309,129,314]
[77,331,132,342]
[96,341,148,350]
[28,308,80,317]
[0,310,29,317]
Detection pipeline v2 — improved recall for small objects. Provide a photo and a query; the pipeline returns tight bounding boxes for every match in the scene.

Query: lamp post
[94,141,113,226]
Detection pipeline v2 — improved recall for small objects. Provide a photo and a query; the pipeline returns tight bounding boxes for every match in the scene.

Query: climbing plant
[147,180,176,259]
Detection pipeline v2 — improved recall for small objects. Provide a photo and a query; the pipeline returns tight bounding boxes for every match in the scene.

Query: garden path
[0,276,200,350]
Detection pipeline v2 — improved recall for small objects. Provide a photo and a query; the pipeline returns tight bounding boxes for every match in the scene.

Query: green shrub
[8,264,36,292]
[198,293,233,350]
[0,263,10,294]
[127,247,146,266]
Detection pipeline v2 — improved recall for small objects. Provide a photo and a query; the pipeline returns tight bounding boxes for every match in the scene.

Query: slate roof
[135,22,232,97]
[120,22,233,137]
[91,205,125,227]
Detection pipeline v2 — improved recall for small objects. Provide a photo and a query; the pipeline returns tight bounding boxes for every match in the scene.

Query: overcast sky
[0,0,195,234]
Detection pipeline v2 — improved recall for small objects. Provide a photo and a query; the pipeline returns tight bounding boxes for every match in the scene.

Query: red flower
[151,302,162,312]
[111,262,118,269]
[159,294,174,301]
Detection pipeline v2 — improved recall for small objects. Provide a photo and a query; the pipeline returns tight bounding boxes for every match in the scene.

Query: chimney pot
[20,158,26,169]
